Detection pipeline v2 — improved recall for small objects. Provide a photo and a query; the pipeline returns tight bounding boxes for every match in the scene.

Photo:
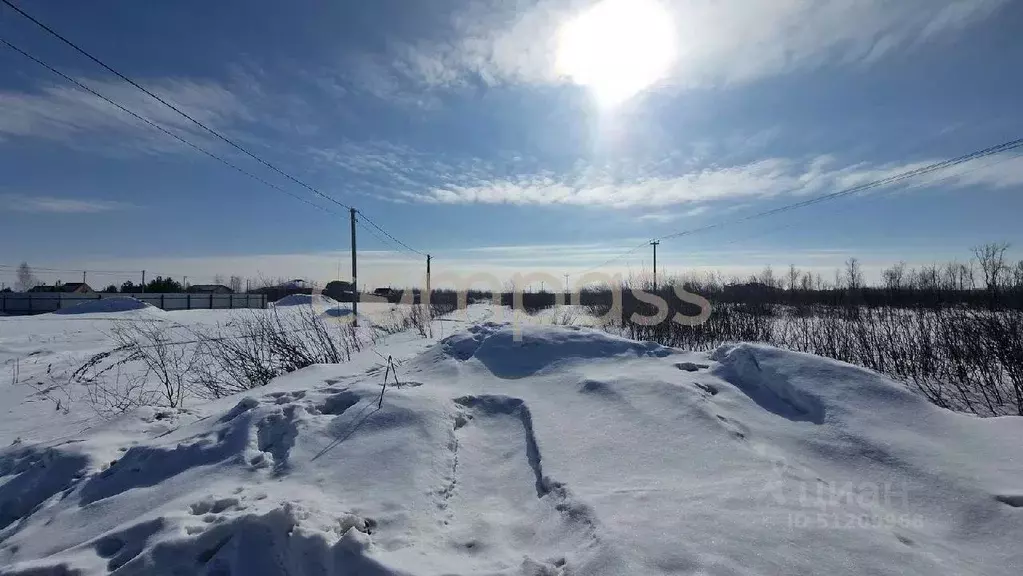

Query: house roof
[188,284,232,291]
[28,283,92,293]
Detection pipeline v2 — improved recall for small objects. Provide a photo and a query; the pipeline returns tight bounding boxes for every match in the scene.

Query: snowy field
[1,300,1021,575]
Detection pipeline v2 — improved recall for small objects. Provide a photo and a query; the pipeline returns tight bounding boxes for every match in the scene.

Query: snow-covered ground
[1,304,1021,575]
[0,302,424,446]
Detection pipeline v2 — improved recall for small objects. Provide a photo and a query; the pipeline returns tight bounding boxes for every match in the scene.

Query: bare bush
[409,305,432,338]
[83,363,155,416]
[191,306,362,399]
[110,320,194,409]
[71,321,194,415]
[430,300,458,318]
[549,308,579,326]
[377,302,456,338]
[603,293,1023,417]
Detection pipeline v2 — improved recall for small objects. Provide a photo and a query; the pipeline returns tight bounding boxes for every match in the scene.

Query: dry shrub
[190,306,363,399]
[608,299,1023,417]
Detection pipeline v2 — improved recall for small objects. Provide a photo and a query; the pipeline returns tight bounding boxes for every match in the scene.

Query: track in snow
[433,395,608,574]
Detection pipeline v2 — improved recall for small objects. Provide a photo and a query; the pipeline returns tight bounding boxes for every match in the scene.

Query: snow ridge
[1,320,1022,575]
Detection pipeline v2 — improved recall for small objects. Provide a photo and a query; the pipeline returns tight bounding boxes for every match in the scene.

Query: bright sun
[556,0,676,108]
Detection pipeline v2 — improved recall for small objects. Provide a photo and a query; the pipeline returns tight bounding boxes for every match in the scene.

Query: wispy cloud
[391,0,1007,91]
[0,76,252,156]
[0,194,132,214]
[400,153,1023,208]
[637,207,709,223]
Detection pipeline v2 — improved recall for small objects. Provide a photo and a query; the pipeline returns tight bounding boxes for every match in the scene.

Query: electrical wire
[357,210,427,257]
[579,137,1023,274]
[0,0,352,212]
[657,137,1023,243]
[2,0,427,257]
[0,36,342,218]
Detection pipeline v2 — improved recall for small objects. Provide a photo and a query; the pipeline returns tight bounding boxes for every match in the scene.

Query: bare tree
[844,258,863,290]
[882,261,906,290]
[800,271,814,291]
[941,261,960,291]
[229,275,244,293]
[759,265,776,288]
[787,264,800,291]
[960,261,976,291]
[213,274,226,286]
[913,264,939,291]
[15,262,38,292]
[973,243,1010,289]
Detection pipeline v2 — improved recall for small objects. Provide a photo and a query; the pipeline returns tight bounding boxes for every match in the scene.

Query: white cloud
[401,153,1023,208]
[0,77,251,155]
[0,194,131,214]
[394,0,1007,91]
[338,53,445,110]
[637,206,709,222]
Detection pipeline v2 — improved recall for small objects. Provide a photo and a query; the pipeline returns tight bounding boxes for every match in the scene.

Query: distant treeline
[378,243,1023,312]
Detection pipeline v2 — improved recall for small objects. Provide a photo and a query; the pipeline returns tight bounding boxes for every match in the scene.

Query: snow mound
[711,343,827,423]
[51,297,157,315]
[2,324,1023,575]
[271,294,339,307]
[321,306,354,317]
[440,322,672,378]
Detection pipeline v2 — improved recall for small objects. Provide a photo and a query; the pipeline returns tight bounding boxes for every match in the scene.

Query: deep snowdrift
[271,294,340,308]
[1,324,1021,575]
[51,297,159,315]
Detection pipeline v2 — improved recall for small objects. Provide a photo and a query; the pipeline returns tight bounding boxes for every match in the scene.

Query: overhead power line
[657,137,1023,243]
[576,240,651,277]
[0,37,341,217]
[581,136,1023,274]
[0,263,141,275]
[1,0,352,212]
[357,211,426,256]
[2,0,427,258]
[355,219,403,253]
[703,146,1023,253]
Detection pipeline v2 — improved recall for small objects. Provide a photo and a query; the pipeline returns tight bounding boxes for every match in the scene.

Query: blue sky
[2,0,1022,290]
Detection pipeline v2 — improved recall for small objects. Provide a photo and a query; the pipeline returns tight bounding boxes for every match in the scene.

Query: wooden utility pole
[141,270,146,293]
[350,208,358,327]
[650,241,660,292]
[82,270,86,284]
[426,254,431,305]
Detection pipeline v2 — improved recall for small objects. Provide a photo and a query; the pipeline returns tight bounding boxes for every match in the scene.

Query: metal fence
[0,292,267,315]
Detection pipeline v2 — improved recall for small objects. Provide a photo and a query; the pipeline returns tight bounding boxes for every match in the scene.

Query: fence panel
[0,292,266,315]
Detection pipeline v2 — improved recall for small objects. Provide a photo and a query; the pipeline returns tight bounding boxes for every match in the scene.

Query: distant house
[187,284,233,294]
[28,282,94,294]
[250,279,312,302]
[323,280,355,301]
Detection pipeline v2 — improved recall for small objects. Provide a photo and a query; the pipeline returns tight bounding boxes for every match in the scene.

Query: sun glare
[556,0,676,108]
